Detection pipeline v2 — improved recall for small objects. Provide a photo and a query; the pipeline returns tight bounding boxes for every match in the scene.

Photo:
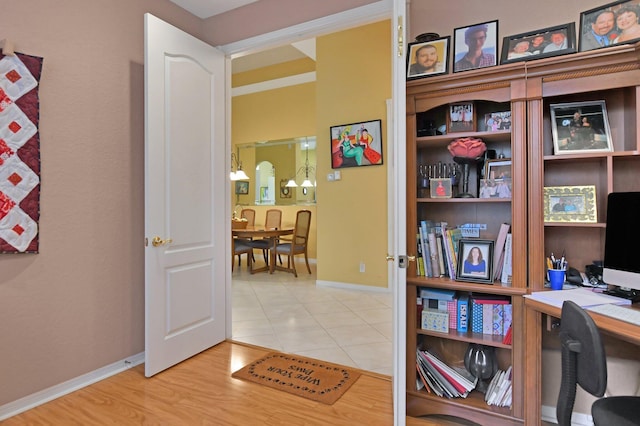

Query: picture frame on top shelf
[453,20,498,73]
[406,36,450,81]
[456,239,494,284]
[543,185,597,223]
[579,1,640,52]
[550,101,613,155]
[500,22,576,64]
[447,102,475,133]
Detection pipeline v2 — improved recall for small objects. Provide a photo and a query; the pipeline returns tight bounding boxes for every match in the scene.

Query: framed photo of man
[580,0,640,52]
[453,20,498,73]
[550,101,613,155]
[406,36,450,81]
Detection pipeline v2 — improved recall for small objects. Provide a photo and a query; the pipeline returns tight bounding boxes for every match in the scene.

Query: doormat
[231,352,361,405]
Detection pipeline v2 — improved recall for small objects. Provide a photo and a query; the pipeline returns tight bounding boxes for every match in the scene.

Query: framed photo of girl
[456,239,494,284]
[580,0,640,52]
[406,36,450,81]
[500,23,576,65]
[453,20,498,73]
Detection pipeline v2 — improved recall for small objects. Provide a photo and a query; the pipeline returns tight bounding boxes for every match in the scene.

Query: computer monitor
[603,192,640,294]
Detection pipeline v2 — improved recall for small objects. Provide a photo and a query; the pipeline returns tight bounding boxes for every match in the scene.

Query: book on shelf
[492,303,504,335]
[501,233,513,284]
[502,325,513,345]
[436,234,448,277]
[482,303,494,335]
[417,351,458,398]
[485,366,512,407]
[493,223,511,280]
[427,231,441,277]
[447,299,458,330]
[440,222,456,279]
[470,298,483,333]
[503,304,512,336]
[418,225,433,277]
[417,350,475,398]
[416,233,425,276]
[457,294,469,332]
[419,287,456,300]
[421,350,476,392]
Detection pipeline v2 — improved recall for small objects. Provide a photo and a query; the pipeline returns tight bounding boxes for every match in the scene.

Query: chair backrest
[293,210,312,246]
[265,209,282,230]
[556,300,608,426]
[241,209,256,226]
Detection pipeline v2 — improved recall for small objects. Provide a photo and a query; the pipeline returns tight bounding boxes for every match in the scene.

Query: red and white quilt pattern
[0,53,42,253]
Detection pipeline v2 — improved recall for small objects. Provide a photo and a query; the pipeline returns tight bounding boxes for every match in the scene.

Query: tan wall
[316,20,391,288]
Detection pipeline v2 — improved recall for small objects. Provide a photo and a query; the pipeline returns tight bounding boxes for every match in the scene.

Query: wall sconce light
[230,152,249,181]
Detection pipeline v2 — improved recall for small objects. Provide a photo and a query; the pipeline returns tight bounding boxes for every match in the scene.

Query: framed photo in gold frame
[543,185,597,223]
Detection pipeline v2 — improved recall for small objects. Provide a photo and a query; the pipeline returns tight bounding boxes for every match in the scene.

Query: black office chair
[557,300,640,426]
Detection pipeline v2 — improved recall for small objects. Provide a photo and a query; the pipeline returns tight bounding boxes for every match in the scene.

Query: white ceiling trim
[219,0,392,58]
[232,72,316,97]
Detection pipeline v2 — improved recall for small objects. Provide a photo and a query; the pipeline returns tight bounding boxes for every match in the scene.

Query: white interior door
[144,13,226,377]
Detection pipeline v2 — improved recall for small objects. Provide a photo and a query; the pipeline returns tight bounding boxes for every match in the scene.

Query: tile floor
[231,259,393,376]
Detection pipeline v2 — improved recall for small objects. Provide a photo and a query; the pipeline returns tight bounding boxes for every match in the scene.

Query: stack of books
[415,349,477,398]
[484,365,512,408]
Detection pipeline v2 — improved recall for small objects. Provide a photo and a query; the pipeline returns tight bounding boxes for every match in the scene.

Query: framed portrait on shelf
[500,23,576,64]
[485,159,511,180]
[235,181,249,195]
[550,101,613,155]
[406,36,450,81]
[579,1,640,52]
[543,185,598,223]
[430,178,452,198]
[330,119,383,169]
[447,102,475,133]
[453,20,498,73]
[456,239,494,284]
[483,111,511,132]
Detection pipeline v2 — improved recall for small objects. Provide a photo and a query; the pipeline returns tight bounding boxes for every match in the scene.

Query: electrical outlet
[327,173,335,181]
[359,261,365,273]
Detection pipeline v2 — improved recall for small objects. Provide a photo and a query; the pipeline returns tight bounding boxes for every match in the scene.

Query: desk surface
[524,298,640,345]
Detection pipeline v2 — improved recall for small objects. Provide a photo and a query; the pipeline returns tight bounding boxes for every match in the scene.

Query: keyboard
[588,303,640,326]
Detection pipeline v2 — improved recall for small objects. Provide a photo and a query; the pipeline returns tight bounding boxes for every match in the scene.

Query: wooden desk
[232,227,293,274]
[524,297,640,424]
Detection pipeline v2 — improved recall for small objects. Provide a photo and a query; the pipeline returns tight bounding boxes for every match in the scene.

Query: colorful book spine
[482,303,493,334]
[427,231,441,277]
[419,224,432,277]
[471,299,483,333]
[457,294,469,332]
[447,299,457,330]
[503,303,513,335]
[492,304,504,335]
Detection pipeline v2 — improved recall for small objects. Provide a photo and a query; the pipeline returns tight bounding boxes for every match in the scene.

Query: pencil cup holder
[548,269,565,290]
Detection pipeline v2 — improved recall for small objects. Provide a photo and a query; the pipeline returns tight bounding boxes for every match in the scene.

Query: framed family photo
[456,239,494,284]
[483,111,511,132]
[543,185,598,223]
[453,20,498,73]
[447,102,475,133]
[500,23,576,64]
[550,101,613,154]
[330,119,383,169]
[406,36,450,80]
[580,0,640,52]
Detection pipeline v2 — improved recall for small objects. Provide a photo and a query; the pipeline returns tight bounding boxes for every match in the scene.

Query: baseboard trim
[0,352,145,421]
[316,280,390,293]
[541,404,593,426]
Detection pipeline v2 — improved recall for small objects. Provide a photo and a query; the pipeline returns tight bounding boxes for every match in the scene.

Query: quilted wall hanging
[0,51,43,253]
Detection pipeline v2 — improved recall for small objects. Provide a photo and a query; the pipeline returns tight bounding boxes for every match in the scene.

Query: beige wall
[0,0,376,411]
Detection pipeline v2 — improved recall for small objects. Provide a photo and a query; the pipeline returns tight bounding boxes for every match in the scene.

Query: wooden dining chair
[271,210,312,277]
[235,208,256,266]
[232,237,253,272]
[249,209,282,265]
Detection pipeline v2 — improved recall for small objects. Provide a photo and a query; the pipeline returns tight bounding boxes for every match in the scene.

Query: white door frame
[218,2,406,424]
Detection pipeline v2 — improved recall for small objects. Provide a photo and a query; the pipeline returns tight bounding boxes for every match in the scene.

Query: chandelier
[230,152,249,181]
[285,141,316,188]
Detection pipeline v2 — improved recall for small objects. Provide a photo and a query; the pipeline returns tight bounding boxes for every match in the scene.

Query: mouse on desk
[566,267,584,285]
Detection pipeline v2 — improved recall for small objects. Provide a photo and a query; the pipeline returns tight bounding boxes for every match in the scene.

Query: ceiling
[169,0,315,73]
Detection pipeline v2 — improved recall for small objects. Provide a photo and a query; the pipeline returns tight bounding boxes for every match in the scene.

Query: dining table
[232,226,293,274]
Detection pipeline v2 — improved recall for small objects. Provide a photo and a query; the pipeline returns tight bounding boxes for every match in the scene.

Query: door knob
[151,236,173,247]
[386,254,394,261]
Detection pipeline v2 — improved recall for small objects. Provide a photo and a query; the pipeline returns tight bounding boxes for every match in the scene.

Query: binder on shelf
[457,294,469,332]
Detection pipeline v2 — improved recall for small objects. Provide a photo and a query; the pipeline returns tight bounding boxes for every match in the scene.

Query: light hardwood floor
[5,341,477,425]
